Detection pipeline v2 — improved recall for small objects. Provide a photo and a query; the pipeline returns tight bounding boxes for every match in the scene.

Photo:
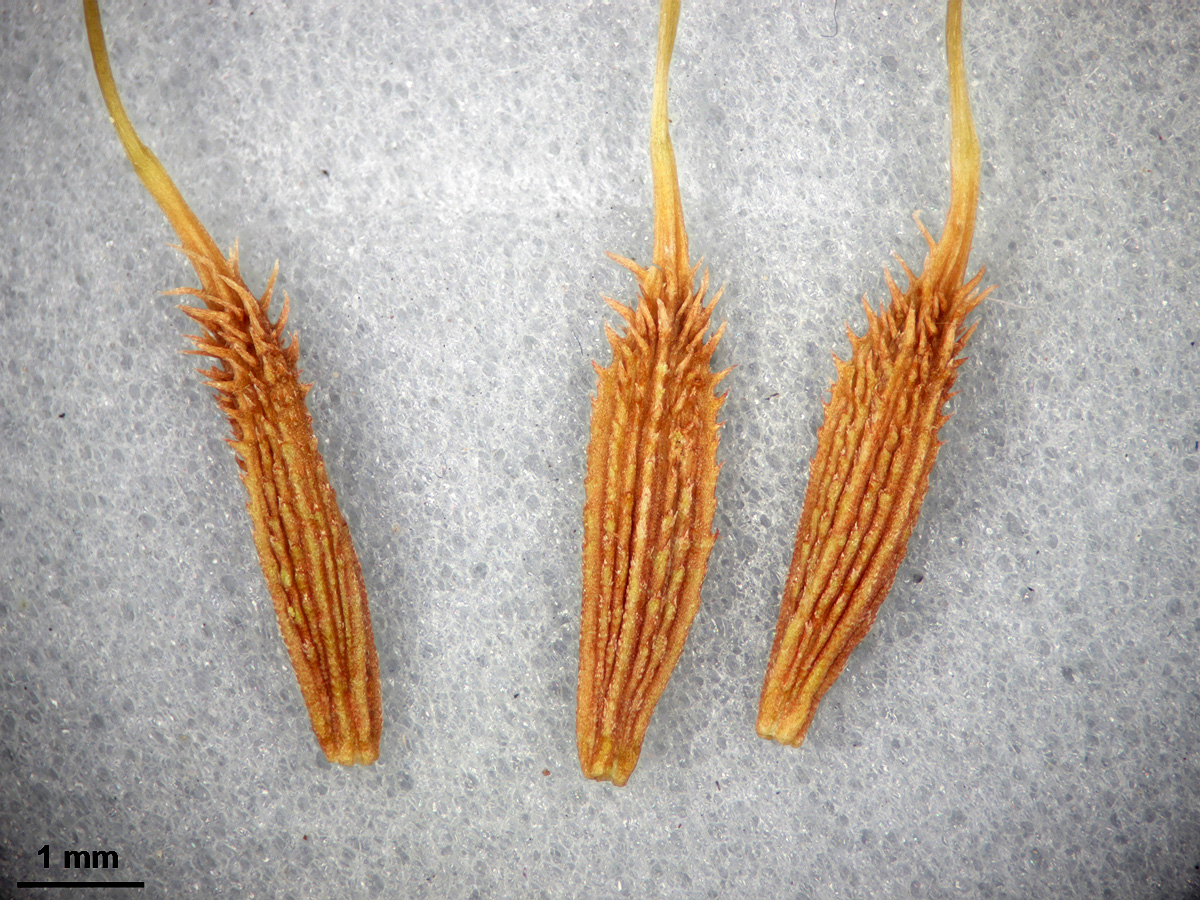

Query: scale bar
[17,883,145,889]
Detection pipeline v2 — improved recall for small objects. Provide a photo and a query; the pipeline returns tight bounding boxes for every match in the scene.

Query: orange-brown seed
[577,0,729,786]
[85,0,381,764]
[757,0,992,748]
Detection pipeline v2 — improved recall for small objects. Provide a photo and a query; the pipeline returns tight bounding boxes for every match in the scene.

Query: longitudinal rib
[757,0,991,747]
[85,0,381,764]
[577,0,729,786]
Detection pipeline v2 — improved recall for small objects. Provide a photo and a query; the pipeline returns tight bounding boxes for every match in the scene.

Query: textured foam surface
[1,1,1198,897]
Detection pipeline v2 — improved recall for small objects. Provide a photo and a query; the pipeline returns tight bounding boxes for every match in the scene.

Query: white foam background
[1,1,1198,897]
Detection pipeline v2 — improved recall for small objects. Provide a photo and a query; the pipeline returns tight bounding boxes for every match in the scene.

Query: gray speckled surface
[1,1,1198,897]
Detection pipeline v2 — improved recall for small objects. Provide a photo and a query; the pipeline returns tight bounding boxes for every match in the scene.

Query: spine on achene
[757,0,992,747]
[85,0,381,765]
[577,0,729,786]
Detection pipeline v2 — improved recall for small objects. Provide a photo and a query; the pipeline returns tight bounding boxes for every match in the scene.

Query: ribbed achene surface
[757,260,987,746]
[578,263,725,785]
[181,251,383,766]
